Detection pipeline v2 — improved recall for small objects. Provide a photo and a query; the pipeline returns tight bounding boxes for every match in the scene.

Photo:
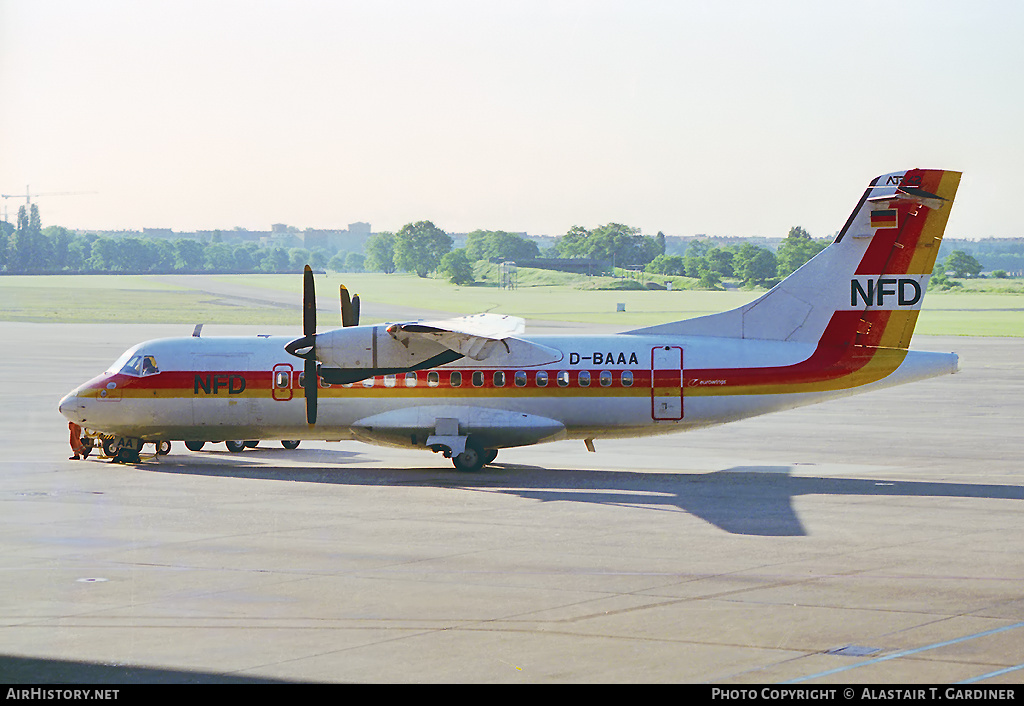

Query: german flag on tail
[870,208,898,229]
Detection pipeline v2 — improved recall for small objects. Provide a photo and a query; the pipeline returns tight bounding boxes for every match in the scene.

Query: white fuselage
[58,329,958,451]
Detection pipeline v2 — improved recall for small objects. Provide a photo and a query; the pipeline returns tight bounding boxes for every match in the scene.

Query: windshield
[106,347,160,377]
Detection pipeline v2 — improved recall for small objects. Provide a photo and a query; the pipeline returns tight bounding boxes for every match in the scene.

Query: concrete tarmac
[1,322,1023,684]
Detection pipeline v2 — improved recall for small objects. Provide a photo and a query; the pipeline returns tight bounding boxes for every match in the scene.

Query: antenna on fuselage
[192,324,203,338]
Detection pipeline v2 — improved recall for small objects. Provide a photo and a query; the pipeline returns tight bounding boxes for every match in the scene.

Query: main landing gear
[433,438,499,472]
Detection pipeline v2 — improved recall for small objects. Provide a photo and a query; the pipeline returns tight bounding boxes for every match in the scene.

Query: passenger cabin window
[557,371,570,387]
[450,371,462,387]
[405,372,418,387]
[621,370,634,387]
[362,377,375,387]
[384,374,396,388]
[493,371,506,387]
[275,371,290,389]
[514,371,527,387]
[427,372,440,387]
[578,371,591,387]
[536,371,548,387]
[472,371,485,387]
[599,370,613,387]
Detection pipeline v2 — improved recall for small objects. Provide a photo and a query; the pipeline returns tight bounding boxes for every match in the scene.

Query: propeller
[286,269,366,421]
[284,265,318,424]
[339,285,360,327]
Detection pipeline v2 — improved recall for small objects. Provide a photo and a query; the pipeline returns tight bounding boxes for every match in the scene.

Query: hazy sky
[2,0,1022,239]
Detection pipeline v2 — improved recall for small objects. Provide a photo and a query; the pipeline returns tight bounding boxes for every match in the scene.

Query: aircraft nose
[58,389,87,424]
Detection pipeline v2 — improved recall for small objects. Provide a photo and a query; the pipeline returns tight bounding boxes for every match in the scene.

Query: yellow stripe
[906,170,961,275]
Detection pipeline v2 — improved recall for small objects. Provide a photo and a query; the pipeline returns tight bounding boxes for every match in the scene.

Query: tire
[184,440,206,452]
[102,438,119,457]
[225,440,246,453]
[452,440,486,472]
[482,448,498,465]
[156,440,172,455]
[244,440,259,448]
[281,440,300,450]
[115,447,140,464]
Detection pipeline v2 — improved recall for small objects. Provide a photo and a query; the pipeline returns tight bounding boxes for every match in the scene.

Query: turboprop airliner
[59,168,961,470]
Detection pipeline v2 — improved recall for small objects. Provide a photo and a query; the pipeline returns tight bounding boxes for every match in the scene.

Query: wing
[386,313,525,361]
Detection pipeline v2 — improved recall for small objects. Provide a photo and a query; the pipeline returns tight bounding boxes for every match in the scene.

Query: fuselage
[57,328,958,450]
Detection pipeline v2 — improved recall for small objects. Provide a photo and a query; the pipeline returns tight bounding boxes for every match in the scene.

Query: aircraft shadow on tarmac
[0,653,305,685]
[137,448,1024,537]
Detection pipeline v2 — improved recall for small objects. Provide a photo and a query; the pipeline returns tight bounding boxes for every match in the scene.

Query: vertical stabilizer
[629,168,961,350]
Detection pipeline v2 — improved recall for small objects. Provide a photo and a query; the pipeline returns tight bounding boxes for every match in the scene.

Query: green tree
[43,226,73,271]
[204,242,235,271]
[10,205,36,271]
[645,254,685,276]
[440,248,475,285]
[465,230,540,262]
[943,250,982,278]
[733,243,777,286]
[259,247,291,273]
[309,248,329,271]
[87,237,118,271]
[704,247,734,278]
[696,260,722,290]
[555,225,591,258]
[288,248,311,271]
[394,221,452,277]
[344,252,365,272]
[232,244,256,272]
[364,232,396,273]
[174,239,206,271]
[328,251,349,271]
[777,226,828,277]
[682,239,711,278]
[554,223,659,269]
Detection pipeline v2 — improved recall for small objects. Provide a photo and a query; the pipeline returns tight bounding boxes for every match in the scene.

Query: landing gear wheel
[244,440,259,448]
[281,440,300,449]
[156,440,171,455]
[452,440,486,472]
[184,440,206,452]
[115,447,140,464]
[225,440,246,453]
[482,448,498,466]
[102,438,119,457]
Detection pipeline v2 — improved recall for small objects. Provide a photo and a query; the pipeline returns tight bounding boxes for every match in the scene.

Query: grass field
[0,271,1022,336]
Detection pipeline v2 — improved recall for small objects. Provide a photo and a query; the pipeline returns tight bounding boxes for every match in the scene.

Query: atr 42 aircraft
[59,168,961,470]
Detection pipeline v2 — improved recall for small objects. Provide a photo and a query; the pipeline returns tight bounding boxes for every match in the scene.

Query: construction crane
[1,185,96,222]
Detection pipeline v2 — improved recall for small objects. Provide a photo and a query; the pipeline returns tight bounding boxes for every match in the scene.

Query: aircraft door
[651,346,683,421]
[272,363,294,401]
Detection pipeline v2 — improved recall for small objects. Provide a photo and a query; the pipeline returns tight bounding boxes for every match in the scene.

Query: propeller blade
[304,355,317,425]
[303,265,316,337]
[351,294,360,326]
[339,285,355,327]
[302,265,317,424]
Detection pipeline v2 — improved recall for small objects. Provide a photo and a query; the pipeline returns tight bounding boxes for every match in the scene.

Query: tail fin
[630,168,961,350]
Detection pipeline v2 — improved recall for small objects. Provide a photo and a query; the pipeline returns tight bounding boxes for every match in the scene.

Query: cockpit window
[117,354,160,377]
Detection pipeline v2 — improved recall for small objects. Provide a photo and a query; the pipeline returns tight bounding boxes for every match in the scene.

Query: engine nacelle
[314,325,450,371]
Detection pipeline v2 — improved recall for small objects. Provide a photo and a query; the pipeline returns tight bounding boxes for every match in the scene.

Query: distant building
[348,222,371,237]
